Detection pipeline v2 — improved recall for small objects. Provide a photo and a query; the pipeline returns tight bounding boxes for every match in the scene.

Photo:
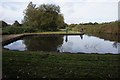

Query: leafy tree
[94,22,98,25]
[13,20,21,26]
[0,21,8,28]
[23,2,37,27]
[23,2,64,31]
[57,14,65,29]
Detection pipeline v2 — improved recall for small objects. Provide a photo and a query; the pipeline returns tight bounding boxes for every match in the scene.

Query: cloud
[0,2,28,24]
[55,1,118,24]
[0,0,119,24]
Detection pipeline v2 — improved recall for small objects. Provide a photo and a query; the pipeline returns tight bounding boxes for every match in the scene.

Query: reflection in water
[113,42,118,48]
[113,42,120,49]
[23,36,63,51]
[4,40,27,51]
[65,34,83,42]
[58,36,73,53]
[88,33,120,42]
[58,35,119,54]
[4,34,120,54]
[80,35,83,39]
[65,35,68,42]
[4,36,63,51]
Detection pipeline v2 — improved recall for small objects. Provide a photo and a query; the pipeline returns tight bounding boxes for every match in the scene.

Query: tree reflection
[113,42,118,48]
[113,42,120,49]
[89,33,120,42]
[23,35,63,51]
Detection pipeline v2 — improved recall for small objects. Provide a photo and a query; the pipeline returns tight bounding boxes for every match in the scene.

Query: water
[4,34,120,54]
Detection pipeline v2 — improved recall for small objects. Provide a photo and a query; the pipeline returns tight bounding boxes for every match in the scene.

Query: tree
[23,2,64,31]
[94,22,98,25]
[13,20,21,26]
[23,2,36,27]
[57,14,65,29]
[0,21,8,28]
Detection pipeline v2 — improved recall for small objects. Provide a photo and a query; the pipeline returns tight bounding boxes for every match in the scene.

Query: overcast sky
[0,0,119,24]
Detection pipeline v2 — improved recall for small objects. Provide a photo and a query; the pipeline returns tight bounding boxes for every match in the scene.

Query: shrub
[2,26,36,34]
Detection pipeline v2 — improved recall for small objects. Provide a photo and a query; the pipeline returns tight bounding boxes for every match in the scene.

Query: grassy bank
[2,21,120,35]
[2,50,120,79]
[70,21,120,34]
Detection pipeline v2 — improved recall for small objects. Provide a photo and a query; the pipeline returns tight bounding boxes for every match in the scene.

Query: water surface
[4,34,120,54]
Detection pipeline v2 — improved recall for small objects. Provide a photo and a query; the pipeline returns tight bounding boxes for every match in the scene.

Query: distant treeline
[68,21,120,35]
[1,20,120,35]
[1,20,35,34]
[0,20,22,28]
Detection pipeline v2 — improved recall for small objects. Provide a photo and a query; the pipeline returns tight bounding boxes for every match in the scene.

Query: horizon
[0,20,118,25]
[0,0,119,24]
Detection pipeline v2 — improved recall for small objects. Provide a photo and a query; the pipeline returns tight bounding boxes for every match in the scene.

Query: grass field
[2,50,120,79]
[70,21,120,35]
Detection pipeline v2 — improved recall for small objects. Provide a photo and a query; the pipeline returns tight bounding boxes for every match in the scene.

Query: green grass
[2,26,81,35]
[2,50,120,79]
[70,21,120,34]
[29,31,80,34]
[2,26,36,34]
